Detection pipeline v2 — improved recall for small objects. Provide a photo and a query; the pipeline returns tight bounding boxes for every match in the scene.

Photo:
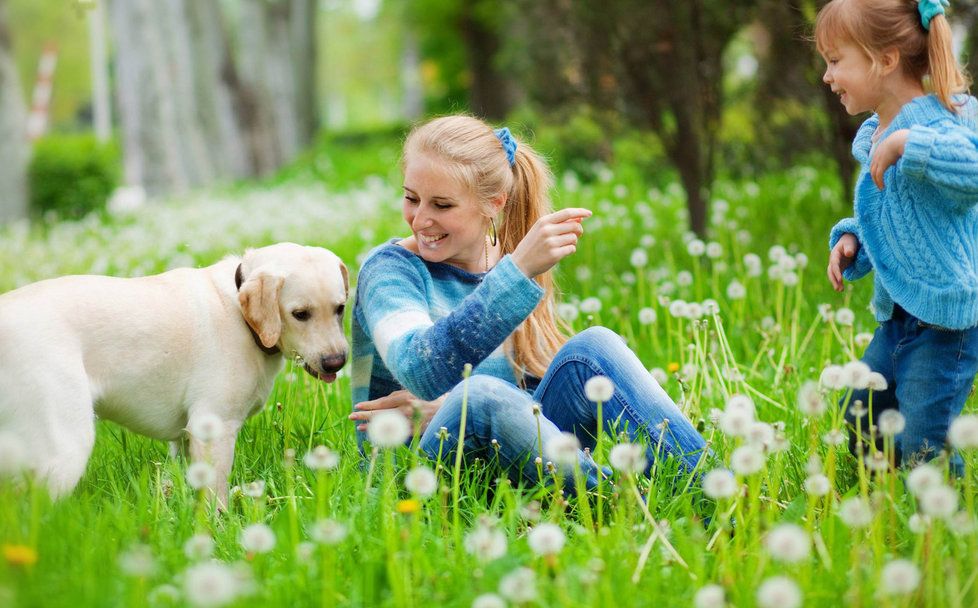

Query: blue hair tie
[918,0,949,31]
[494,127,517,167]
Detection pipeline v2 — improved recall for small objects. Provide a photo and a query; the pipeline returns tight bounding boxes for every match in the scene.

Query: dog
[0,242,348,505]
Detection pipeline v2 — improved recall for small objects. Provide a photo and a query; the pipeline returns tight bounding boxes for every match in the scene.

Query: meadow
[1,135,976,608]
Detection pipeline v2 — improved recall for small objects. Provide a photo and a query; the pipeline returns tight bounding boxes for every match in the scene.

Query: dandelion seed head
[579,297,602,314]
[948,414,978,449]
[855,332,874,348]
[472,593,506,608]
[404,466,438,498]
[668,299,689,318]
[842,360,871,389]
[367,410,412,448]
[498,567,537,604]
[919,484,958,519]
[183,562,238,607]
[726,280,746,300]
[764,524,810,563]
[835,307,855,326]
[703,468,738,499]
[822,429,846,446]
[557,303,579,322]
[188,413,224,444]
[819,365,846,390]
[908,513,931,533]
[638,307,657,325]
[239,523,276,554]
[757,576,802,608]
[609,443,647,474]
[242,479,265,499]
[687,239,706,257]
[747,421,775,450]
[838,496,874,528]
[584,375,615,402]
[686,302,704,319]
[866,372,888,391]
[303,445,340,470]
[630,248,648,268]
[310,519,348,545]
[118,544,157,577]
[464,524,507,562]
[906,464,943,497]
[527,523,566,556]
[649,367,668,385]
[877,410,906,437]
[804,474,831,497]
[183,534,215,561]
[186,462,217,491]
[880,559,921,595]
[545,433,582,467]
[694,584,726,608]
[797,381,827,417]
[719,408,753,438]
[730,445,766,476]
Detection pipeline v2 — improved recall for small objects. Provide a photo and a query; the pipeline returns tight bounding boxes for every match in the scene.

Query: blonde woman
[349,115,706,488]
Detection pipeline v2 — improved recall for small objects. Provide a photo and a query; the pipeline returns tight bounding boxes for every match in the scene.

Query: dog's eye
[292,310,311,321]
[336,304,345,316]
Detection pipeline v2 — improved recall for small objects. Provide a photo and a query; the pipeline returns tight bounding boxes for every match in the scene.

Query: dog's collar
[235,263,281,357]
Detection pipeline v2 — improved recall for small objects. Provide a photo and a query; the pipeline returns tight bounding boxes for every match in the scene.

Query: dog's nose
[320,353,347,373]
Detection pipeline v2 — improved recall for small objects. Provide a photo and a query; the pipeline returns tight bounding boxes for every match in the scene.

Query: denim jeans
[417,326,708,490]
[844,305,978,472]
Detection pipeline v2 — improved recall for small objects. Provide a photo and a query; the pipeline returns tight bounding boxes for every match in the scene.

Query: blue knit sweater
[351,240,544,406]
[829,94,978,329]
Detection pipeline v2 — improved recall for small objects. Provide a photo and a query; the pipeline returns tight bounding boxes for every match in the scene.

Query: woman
[348,115,706,489]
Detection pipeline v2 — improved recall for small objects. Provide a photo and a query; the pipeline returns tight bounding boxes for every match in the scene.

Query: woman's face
[821,41,882,116]
[402,153,490,273]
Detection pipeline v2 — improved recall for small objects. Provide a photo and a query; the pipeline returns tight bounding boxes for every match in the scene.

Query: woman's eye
[435,203,452,210]
[292,310,311,321]
[404,196,419,205]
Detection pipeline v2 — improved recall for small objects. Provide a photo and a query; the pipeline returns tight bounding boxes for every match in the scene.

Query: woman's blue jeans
[418,326,708,490]
[844,305,978,473]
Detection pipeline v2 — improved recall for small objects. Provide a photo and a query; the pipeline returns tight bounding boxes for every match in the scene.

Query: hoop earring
[488,217,498,247]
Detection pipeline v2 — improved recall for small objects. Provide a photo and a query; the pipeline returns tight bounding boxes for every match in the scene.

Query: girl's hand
[827,233,858,292]
[350,390,445,433]
[511,208,592,278]
[870,129,910,189]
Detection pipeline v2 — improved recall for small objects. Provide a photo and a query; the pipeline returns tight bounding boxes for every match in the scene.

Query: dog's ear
[238,269,285,348]
[340,262,349,299]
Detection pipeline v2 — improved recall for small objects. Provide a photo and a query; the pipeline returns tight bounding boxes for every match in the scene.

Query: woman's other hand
[511,208,592,278]
[350,389,445,433]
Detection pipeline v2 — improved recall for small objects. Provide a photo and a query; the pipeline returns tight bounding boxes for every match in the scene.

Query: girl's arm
[898,125,978,203]
[356,248,543,400]
[829,218,873,282]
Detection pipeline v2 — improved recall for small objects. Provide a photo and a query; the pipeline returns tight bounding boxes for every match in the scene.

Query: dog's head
[236,243,349,382]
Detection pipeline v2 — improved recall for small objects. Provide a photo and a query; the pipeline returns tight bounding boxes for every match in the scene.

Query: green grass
[1,141,976,608]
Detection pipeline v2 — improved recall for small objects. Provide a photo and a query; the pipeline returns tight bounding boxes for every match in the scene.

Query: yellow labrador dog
[0,242,348,504]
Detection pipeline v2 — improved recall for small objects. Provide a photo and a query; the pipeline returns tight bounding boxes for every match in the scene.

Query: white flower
[703,469,738,499]
[706,242,723,259]
[822,429,846,446]
[838,497,873,528]
[472,593,506,608]
[906,463,943,496]
[819,365,846,390]
[0,432,26,476]
[609,443,647,474]
[855,332,874,347]
[310,519,348,545]
[584,375,615,402]
[835,307,855,326]
[186,462,217,490]
[726,280,746,300]
[649,367,668,385]
[866,372,888,391]
[720,407,753,438]
[730,446,765,476]
[367,410,412,448]
[119,544,157,577]
[303,445,340,470]
[879,559,921,595]
[239,523,276,554]
[579,297,602,314]
[184,534,215,561]
[726,393,755,415]
[702,299,720,316]
[877,410,906,437]
[842,360,871,389]
[637,307,657,325]
[630,248,648,268]
[797,381,827,417]
[768,245,787,262]
[687,239,706,257]
[908,513,931,534]
[693,584,726,608]
[557,303,579,322]
[948,414,978,449]
[795,252,809,268]
[527,522,566,556]
[498,567,537,604]
[464,524,507,562]
[545,433,581,467]
[668,299,689,318]
[747,421,775,450]
[295,541,316,563]
[763,524,810,563]
[677,271,694,287]
[919,485,958,519]
[757,576,802,608]
[686,302,704,319]
[804,474,831,497]
[781,271,799,287]
[242,479,265,499]
[188,413,224,444]
[404,466,438,498]
[183,562,238,607]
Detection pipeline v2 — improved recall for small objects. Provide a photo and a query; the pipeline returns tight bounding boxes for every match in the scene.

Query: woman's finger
[548,208,592,224]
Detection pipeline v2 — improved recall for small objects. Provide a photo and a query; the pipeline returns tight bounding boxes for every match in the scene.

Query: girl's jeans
[418,326,708,490]
[844,305,978,473]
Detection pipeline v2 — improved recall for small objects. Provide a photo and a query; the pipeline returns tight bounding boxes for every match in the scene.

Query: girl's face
[821,41,883,116]
[402,153,491,273]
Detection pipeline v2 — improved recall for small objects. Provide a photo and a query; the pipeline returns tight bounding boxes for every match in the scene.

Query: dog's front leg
[188,420,241,511]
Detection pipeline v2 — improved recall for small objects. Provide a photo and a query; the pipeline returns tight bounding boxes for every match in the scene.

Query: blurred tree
[0,0,28,222]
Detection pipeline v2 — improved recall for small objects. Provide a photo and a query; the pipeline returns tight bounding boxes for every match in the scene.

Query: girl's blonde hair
[403,115,567,380]
[814,0,970,112]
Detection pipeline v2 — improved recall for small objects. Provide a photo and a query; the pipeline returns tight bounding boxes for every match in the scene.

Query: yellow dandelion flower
[667,362,680,374]
[3,544,38,566]
[396,499,420,514]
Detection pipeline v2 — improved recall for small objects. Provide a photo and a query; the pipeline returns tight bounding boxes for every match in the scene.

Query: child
[817,0,978,471]
[348,115,707,490]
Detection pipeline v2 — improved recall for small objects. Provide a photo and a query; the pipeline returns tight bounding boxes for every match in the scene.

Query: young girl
[817,0,978,471]
[348,115,707,489]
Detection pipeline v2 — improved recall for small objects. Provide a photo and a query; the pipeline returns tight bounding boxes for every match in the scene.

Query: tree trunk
[0,0,27,223]
[458,0,515,120]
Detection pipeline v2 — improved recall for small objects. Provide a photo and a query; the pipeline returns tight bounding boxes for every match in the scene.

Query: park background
[2,1,978,607]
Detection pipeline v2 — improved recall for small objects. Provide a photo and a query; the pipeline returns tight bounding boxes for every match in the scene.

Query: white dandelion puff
[877,410,906,437]
[472,593,506,608]
[843,360,871,389]
[649,367,668,385]
[630,249,648,268]
[464,524,507,562]
[367,410,412,448]
[186,462,217,491]
[702,469,738,499]
[730,446,765,476]
[239,523,276,554]
[637,307,657,325]
[557,303,579,322]
[804,474,831,497]
[242,479,265,499]
[545,433,581,467]
[757,576,802,608]
[705,242,723,259]
[919,485,958,519]
[687,239,706,257]
[668,299,689,318]
[579,297,602,314]
[835,307,855,326]
[118,544,157,577]
[183,534,215,561]
[906,463,943,497]
[527,522,566,556]
[609,443,647,474]
[183,562,238,608]
[726,280,746,300]
[303,445,340,470]
[948,414,978,449]
[404,466,438,498]
[879,559,921,595]
[838,496,873,528]
[819,365,846,390]
[797,381,827,417]
[693,584,726,608]
[855,332,874,348]
[763,524,810,563]
[188,413,224,444]
[584,376,615,402]
[499,567,537,604]
[866,372,888,391]
[309,519,348,545]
